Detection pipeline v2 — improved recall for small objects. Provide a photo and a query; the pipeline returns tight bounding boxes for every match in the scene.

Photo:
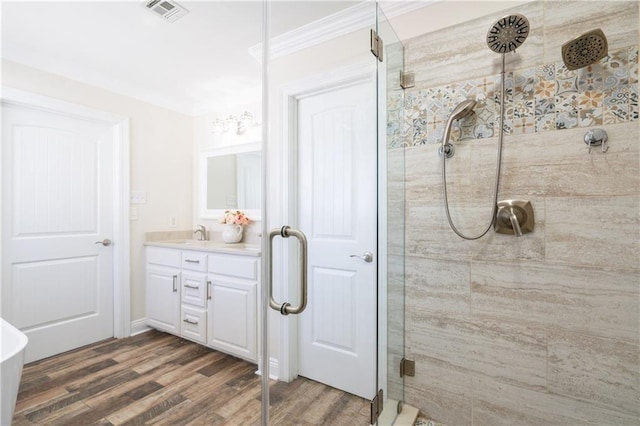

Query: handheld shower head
[440,99,477,157]
[448,99,477,123]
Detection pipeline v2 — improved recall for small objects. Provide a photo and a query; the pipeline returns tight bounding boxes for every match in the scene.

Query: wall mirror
[200,142,262,220]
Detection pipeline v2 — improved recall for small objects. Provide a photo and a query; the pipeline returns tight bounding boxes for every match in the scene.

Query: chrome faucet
[194,224,207,241]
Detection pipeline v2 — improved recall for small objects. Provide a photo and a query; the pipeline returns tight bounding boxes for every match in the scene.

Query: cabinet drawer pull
[207,280,212,300]
[184,259,200,264]
[183,318,198,325]
[172,275,178,292]
[184,284,200,290]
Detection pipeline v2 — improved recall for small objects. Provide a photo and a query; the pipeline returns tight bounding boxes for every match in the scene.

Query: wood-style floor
[13,330,370,425]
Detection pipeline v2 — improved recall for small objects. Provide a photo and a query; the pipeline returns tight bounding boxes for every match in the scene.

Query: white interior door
[237,152,261,209]
[297,79,377,399]
[2,102,116,363]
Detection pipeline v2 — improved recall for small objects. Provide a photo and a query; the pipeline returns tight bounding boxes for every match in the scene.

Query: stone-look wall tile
[397,4,638,151]
[403,138,509,202]
[405,2,544,91]
[404,122,639,204]
[543,1,639,65]
[387,255,405,339]
[387,199,405,256]
[472,375,640,425]
[404,145,434,202]
[387,145,406,201]
[400,1,639,424]
[548,329,640,416]
[471,261,639,343]
[406,199,545,262]
[387,254,405,402]
[406,256,470,316]
[545,195,640,269]
[387,147,407,256]
[498,121,639,198]
[405,359,472,426]
[406,312,547,391]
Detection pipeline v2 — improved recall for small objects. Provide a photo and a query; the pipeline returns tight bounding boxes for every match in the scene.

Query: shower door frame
[260,1,406,423]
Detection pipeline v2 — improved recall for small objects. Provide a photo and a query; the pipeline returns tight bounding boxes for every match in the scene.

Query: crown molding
[248,1,436,61]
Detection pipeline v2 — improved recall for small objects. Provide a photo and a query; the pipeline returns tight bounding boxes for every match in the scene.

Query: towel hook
[584,128,608,154]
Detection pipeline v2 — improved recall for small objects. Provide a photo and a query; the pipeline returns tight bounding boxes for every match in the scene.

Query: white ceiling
[1,1,361,116]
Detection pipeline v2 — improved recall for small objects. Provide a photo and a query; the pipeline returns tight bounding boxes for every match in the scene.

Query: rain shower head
[486,14,530,53]
[561,28,608,70]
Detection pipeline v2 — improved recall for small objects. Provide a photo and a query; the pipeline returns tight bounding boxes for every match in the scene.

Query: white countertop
[145,239,261,257]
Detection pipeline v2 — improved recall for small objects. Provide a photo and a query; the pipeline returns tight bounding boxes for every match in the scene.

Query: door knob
[95,239,112,246]
[350,252,373,263]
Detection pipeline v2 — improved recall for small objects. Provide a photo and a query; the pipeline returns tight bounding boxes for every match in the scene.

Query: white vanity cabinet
[145,244,259,363]
[145,248,181,334]
[207,253,258,362]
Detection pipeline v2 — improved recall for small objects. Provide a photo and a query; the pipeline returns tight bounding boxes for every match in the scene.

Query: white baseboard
[256,357,280,380]
[130,318,152,336]
[269,357,279,379]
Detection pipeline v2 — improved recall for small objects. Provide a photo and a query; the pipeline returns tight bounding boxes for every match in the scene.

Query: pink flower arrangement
[220,210,250,226]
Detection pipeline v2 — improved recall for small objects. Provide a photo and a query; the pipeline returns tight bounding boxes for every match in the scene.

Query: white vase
[222,224,243,244]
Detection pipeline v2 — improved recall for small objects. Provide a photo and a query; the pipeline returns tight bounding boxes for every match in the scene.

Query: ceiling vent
[143,0,189,23]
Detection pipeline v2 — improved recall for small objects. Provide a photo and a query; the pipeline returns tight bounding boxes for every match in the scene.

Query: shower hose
[442,53,507,240]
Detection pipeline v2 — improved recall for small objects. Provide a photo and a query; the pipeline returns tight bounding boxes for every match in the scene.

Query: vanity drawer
[208,254,258,280]
[181,306,206,344]
[181,252,208,272]
[147,247,181,268]
[181,272,207,308]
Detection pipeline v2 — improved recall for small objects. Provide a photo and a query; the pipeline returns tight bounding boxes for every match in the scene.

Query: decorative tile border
[388,45,639,148]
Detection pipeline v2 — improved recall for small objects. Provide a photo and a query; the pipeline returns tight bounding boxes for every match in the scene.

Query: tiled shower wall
[394,1,639,424]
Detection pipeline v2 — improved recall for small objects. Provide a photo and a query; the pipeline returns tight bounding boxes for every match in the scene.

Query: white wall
[1,59,194,323]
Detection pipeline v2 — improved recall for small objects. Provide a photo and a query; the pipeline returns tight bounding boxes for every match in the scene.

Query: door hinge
[400,71,415,89]
[370,389,384,424]
[370,29,383,62]
[400,357,415,377]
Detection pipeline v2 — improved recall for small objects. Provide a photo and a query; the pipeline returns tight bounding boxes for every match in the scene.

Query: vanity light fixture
[212,111,255,135]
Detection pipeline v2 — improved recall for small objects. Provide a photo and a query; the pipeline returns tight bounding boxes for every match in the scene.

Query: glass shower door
[376,4,407,424]
[260,1,385,424]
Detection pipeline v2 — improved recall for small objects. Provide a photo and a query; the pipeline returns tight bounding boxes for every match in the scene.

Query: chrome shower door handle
[350,252,373,263]
[268,226,308,316]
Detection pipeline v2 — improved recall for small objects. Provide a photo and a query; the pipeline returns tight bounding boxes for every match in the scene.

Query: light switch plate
[130,190,147,204]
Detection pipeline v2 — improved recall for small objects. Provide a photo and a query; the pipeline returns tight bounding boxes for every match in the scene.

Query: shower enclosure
[260,2,407,424]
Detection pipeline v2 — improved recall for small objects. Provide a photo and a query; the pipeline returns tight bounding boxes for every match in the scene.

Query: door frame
[276,60,384,384]
[1,86,131,339]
